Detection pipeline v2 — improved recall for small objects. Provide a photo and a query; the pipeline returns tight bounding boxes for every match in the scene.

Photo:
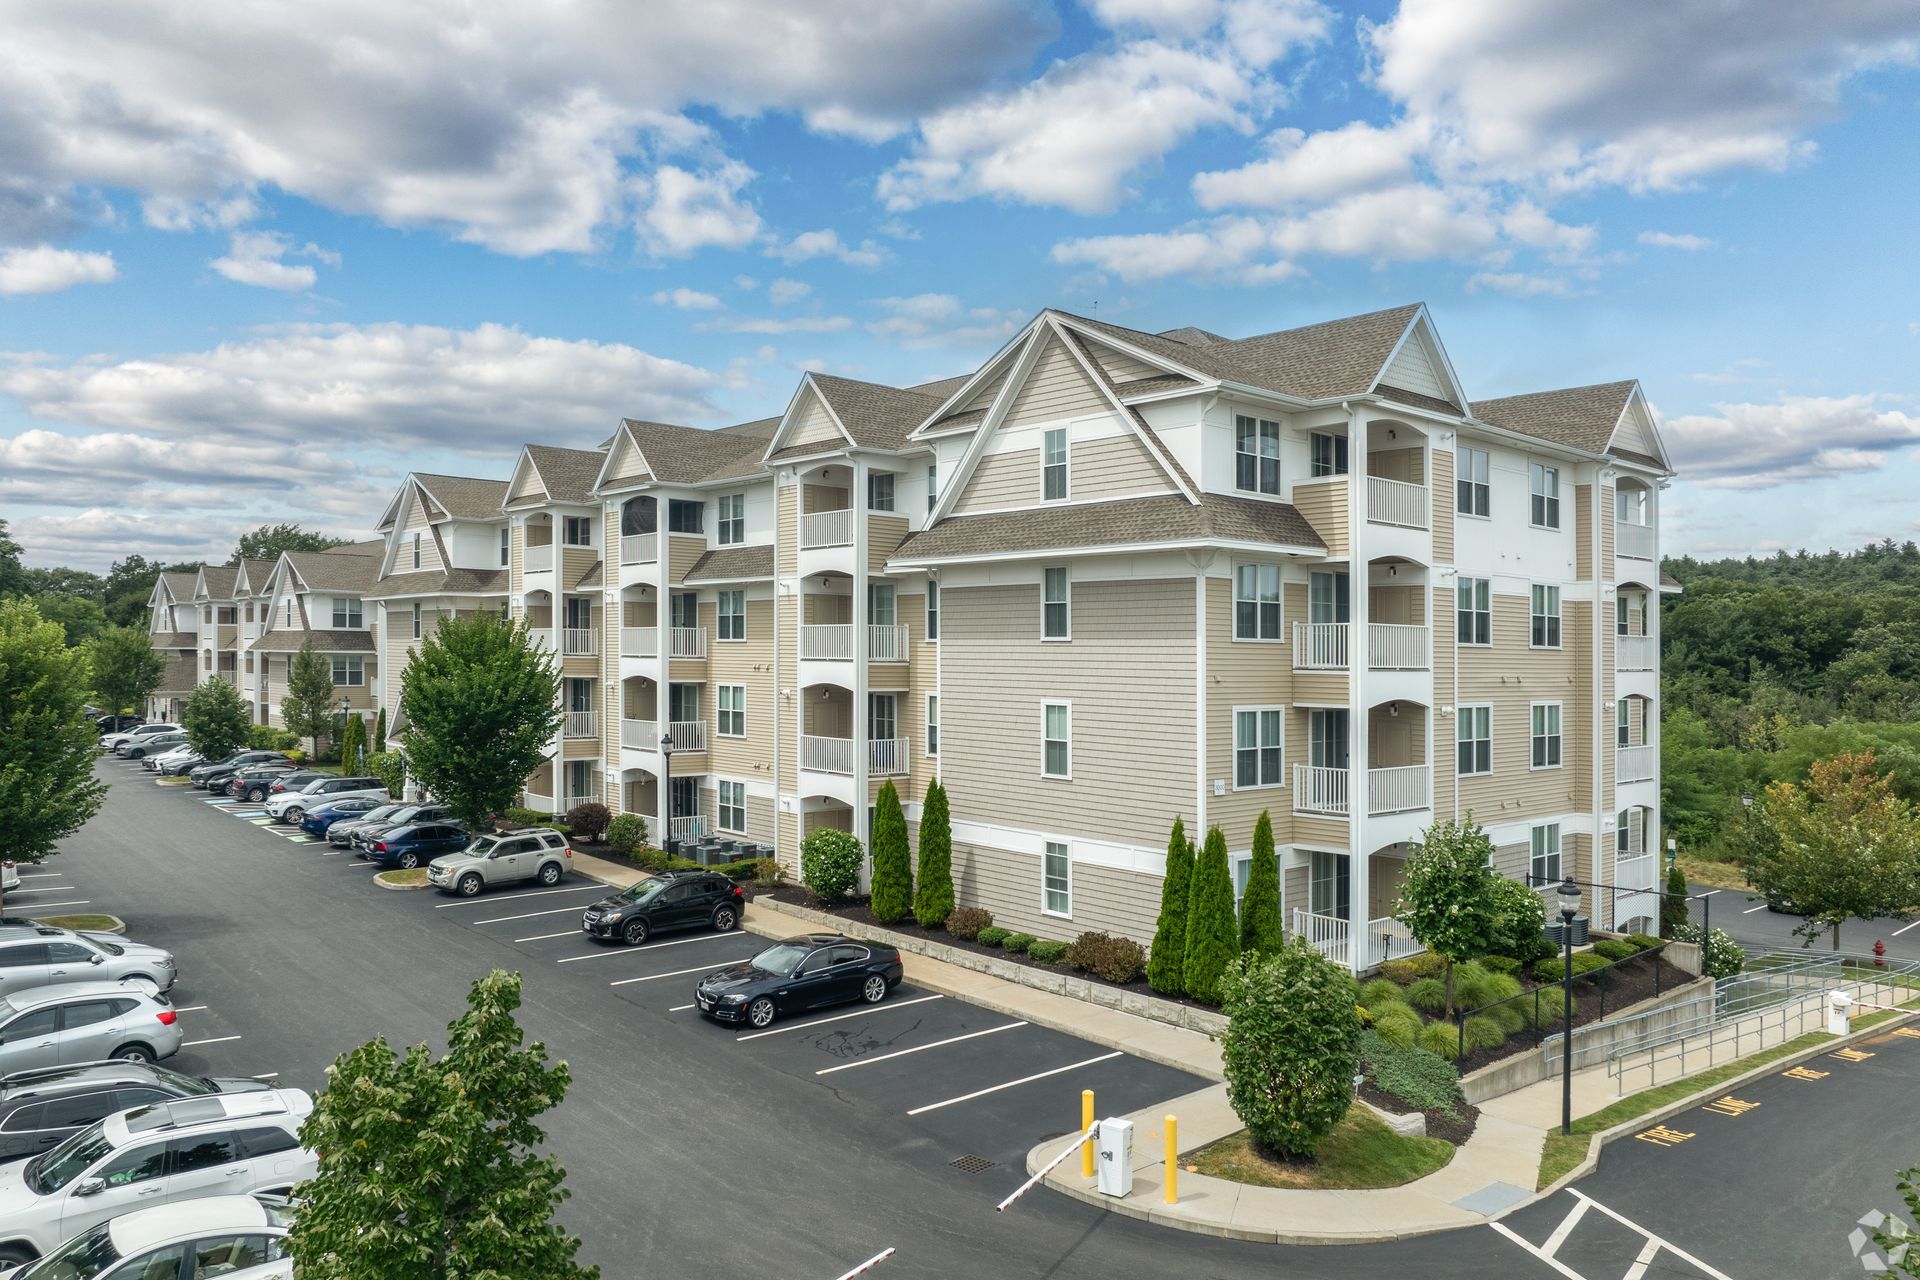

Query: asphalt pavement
[1687,881,1920,963]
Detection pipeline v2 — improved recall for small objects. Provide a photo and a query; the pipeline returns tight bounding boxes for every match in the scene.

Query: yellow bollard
[1081,1089,1095,1178]
[1164,1115,1178,1204]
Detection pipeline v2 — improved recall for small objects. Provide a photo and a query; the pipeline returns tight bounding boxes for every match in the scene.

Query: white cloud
[1193,119,1427,208]
[1639,230,1715,251]
[142,193,259,232]
[0,245,118,295]
[1466,270,1568,298]
[650,287,724,310]
[767,278,812,304]
[713,315,853,334]
[866,293,1024,346]
[637,163,763,256]
[1665,394,1920,489]
[772,229,887,267]
[208,231,338,291]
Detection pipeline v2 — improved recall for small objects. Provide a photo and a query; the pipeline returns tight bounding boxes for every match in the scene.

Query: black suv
[190,751,289,790]
[580,872,746,946]
[0,1061,269,1163]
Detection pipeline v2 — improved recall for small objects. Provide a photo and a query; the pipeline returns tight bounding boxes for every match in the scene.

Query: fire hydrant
[1874,939,1887,968]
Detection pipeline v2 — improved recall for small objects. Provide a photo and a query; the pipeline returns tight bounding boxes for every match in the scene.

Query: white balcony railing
[800,509,853,549]
[1617,744,1656,784]
[560,794,597,816]
[670,815,709,844]
[1367,623,1429,670]
[563,711,598,739]
[1368,764,1430,815]
[1366,475,1428,529]
[868,624,908,662]
[1616,634,1656,671]
[801,734,855,775]
[621,626,658,659]
[665,720,706,753]
[523,791,555,814]
[668,626,707,659]
[562,627,597,656]
[869,737,910,776]
[1616,520,1656,560]
[620,718,659,750]
[620,534,657,565]
[1293,763,1349,816]
[800,623,853,660]
[1366,917,1425,969]
[524,543,554,573]
[1293,621,1347,670]
[1292,909,1350,967]
[1615,851,1656,893]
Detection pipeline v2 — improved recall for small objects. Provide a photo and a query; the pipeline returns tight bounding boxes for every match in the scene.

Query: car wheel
[621,919,650,946]
[0,1244,32,1265]
[247,786,267,802]
[398,851,420,869]
[747,997,775,1029]
[712,904,738,932]
[286,806,304,823]
[112,1043,155,1063]
[457,874,482,897]
[861,975,888,1004]
[536,861,563,886]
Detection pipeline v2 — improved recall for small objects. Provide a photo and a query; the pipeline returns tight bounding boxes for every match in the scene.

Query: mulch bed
[1357,1080,1480,1146]
[1450,952,1694,1077]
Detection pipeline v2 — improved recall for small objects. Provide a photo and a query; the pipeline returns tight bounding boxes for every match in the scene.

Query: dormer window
[1235,415,1280,495]
[1043,428,1068,501]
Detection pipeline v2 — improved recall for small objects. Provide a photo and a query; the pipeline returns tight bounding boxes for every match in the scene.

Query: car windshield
[145,1064,216,1095]
[617,881,665,903]
[753,943,813,976]
[87,938,122,957]
[462,836,499,857]
[18,1222,120,1280]
[26,1122,111,1195]
[359,805,403,822]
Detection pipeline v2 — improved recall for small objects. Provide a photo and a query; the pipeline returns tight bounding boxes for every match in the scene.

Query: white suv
[98,725,176,753]
[262,777,388,823]
[0,1193,293,1279]
[0,1089,316,1264]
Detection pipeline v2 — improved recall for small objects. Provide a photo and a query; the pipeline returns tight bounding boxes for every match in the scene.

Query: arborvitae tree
[1183,825,1241,1004]
[1661,862,1690,938]
[913,780,955,927]
[281,641,336,761]
[339,713,368,776]
[374,705,388,753]
[868,779,913,924]
[1239,810,1284,956]
[182,676,250,762]
[0,601,107,912]
[1146,816,1193,995]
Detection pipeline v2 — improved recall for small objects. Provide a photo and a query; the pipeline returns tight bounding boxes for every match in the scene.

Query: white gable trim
[925,326,1048,523]
[504,448,551,506]
[1606,383,1672,470]
[1049,315,1210,387]
[1371,306,1469,410]
[908,316,1046,437]
[591,421,661,494]
[761,375,856,462]
[1051,324,1197,504]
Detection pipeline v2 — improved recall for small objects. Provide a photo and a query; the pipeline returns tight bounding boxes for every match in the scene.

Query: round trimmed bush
[1626,933,1662,952]
[945,906,992,941]
[1487,1002,1527,1035]
[1461,1014,1506,1052]
[1416,1020,1462,1061]
[977,926,1010,948]
[799,829,863,904]
[1592,938,1638,962]
[1003,932,1037,955]
[564,801,611,844]
[605,813,647,856]
[1359,978,1404,1008]
[1479,954,1522,975]
[1219,940,1363,1159]
[1027,939,1069,965]
[1404,977,1449,1014]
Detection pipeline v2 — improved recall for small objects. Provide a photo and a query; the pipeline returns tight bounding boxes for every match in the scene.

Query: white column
[1591,468,1609,926]
[1193,554,1209,833]
[1346,406,1371,972]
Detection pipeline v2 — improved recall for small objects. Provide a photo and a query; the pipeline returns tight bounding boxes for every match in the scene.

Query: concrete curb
[44,914,128,935]
[372,872,428,891]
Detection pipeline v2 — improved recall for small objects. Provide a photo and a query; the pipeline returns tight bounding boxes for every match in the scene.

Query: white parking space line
[905,1051,1123,1116]
[1697,889,1720,897]
[475,904,594,925]
[1622,1237,1662,1280]
[1539,1196,1589,1258]
[21,900,89,909]
[669,1003,695,1012]
[608,960,739,988]
[736,994,943,1042]
[172,1005,208,1013]
[559,932,738,963]
[1567,1190,1735,1280]
[182,1035,242,1048]
[8,886,76,895]
[515,930,578,943]
[17,873,62,880]
[1892,919,1920,937]
[816,1022,1028,1076]
[434,885,598,908]
[1743,904,1769,914]
[1488,1223,1584,1280]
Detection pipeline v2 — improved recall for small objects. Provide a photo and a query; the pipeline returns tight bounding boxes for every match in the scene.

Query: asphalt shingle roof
[250,629,377,653]
[148,630,197,649]
[891,493,1325,564]
[1470,381,1637,455]
[156,654,198,693]
[195,565,239,600]
[524,445,608,503]
[284,551,381,594]
[159,572,199,599]
[683,544,775,583]
[617,418,777,485]
[574,560,603,589]
[806,374,943,452]
[414,473,510,519]
[365,568,508,599]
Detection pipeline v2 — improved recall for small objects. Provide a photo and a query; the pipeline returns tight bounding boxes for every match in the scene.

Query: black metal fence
[1451,941,1672,1062]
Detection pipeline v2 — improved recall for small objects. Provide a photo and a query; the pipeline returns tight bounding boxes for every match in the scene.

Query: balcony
[870,624,908,662]
[620,718,659,750]
[1616,520,1655,560]
[1615,851,1656,893]
[620,626,658,659]
[564,711,598,739]
[1617,744,1656,784]
[670,814,710,844]
[1617,634,1656,671]
[665,720,705,753]
[801,734,854,775]
[1292,763,1431,817]
[800,624,852,660]
[620,534,657,565]
[1366,476,1428,530]
[1291,622,1430,671]
[1292,910,1426,971]
[524,543,554,574]
[668,626,707,659]
[560,794,598,815]
[562,627,598,656]
[800,509,853,549]
[869,737,910,777]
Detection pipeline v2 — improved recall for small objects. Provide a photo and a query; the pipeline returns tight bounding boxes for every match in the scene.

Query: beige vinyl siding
[957,361,1013,415]
[1069,433,1172,499]
[1282,864,1310,929]
[787,392,846,450]
[1291,479,1349,557]
[703,784,775,845]
[776,594,798,794]
[777,486,798,576]
[604,605,622,773]
[1431,446,1455,563]
[506,465,547,505]
[1369,852,1410,918]
[562,734,600,760]
[1370,447,1424,485]
[1575,484,1594,579]
[802,484,847,514]
[508,524,524,594]
[868,514,908,574]
[1002,334,1108,429]
[954,448,1039,513]
[1086,343,1164,385]
[560,547,597,592]
[901,591,936,801]
[668,535,705,584]
[1380,334,1446,400]
[604,432,651,485]
[1600,486,1616,563]
[1457,594,1587,821]
[1566,601,1593,810]
[952,839,1162,945]
[1206,577,1293,853]
[1612,400,1659,458]
[401,494,445,572]
[706,599,773,780]
[942,578,1195,848]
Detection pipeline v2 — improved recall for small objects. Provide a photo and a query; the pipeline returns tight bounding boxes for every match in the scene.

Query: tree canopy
[88,626,166,715]
[1397,818,1500,1016]
[0,601,107,892]
[282,642,337,759]
[183,677,251,762]
[230,523,351,564]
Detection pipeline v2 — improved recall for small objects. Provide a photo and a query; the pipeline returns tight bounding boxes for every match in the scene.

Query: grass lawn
[1190,1108,1454,1191]
[1675,852,1750,892]
[374,868,429,888]
[36,914,120,932]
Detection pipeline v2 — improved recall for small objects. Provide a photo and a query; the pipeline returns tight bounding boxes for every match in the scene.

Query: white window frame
[1041,839,1072,918]
[1041,567,1069,641]
[1530,584,1562,649]
[1234,414,1281,495]
[1042,428,1068,502]
[1232,563,1282,641]
[1041,701,1071,780]
[1530,701,1563,770]
[1456,703,1492,777]
[1530,462,1561,530]
[716,494,745,546]
[331,597,362,629]
[499,526,509,566]
[927,464,938,514]
[867,472,895,513]
[1456,445,1490,518]
[563,515,593,547]
[1530,823,1562,885]
[925,580,938,643]
[1309,430,1349,478]
[330,655,364,687]
[716,590,745,642]
[1618,698,1632,748]
[717,779,747,834]
[411,603,421,640]
[716,684,746,738]
[1232,706,1284,790]
[411,532,421,569]
[926,694,939,756]
[1456,576,1491,647]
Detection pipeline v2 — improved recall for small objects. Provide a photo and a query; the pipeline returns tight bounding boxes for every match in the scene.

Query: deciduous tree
[1183,825,1240,1004]
[182,677,250,762]
[230,523,350,564]
[913,780,955,928]
[1147,817,1193,996]
[868,779,912,924]
[1219,941,1362,1159]
[281,642,337,761]
[1397,818,1500,1016]
[0,601,106,911]
[30,594,107,645]
[88,626,165,715]
[1239,810,1284,957]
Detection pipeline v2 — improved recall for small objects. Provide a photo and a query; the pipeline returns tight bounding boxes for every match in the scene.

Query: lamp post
[1557,875,1581,1135]
[660,730,675,859]
[338,695,351,766]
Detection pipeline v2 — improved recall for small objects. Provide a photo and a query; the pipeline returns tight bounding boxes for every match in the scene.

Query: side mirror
[88,954,104,966]
[74,1177,105,1198]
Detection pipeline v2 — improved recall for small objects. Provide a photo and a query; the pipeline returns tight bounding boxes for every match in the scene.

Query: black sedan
[694,934,902,1029]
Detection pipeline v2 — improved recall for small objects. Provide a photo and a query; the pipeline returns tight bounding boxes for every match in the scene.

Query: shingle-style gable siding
[1610,396,1661,461]
[1069,432,1171,501]
[400,490,445,573]
[1379,328,1447,401]
[506,460,548,505]
[954,359,1014,416]
[786,390,846,450]
[602,428,652,486]
[1002,334,1109,429]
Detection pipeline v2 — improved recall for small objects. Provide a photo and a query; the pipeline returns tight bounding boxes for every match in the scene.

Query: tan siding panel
[953,449,1038,514]
[1206,576,1293,853]
[1291,480,1349,557]
[1575,484,1593,580]
[958,362,1012,415]
[868,515,908,574]
[1069,433,1172,500]
[1457,595,1586,822]
[952,840,1161,945]
[1381,334,1446,399]
[1002,334,1108,430]
[1431,446,1455,563]
[777,486,798,576]
[668,535,705,584]
[788,392,846,450]
[706,600,774,782]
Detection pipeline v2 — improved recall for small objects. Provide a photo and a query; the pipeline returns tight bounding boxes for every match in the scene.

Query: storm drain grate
[948,1154,997,1174]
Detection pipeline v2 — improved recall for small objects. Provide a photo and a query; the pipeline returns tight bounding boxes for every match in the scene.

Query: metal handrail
[1454,941,1673,1063]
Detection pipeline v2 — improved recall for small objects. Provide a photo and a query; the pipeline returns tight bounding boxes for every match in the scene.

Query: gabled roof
[281,551,380,594]
[147,631,197,649]
[159,571,199,600]
[413,473,510,519]
[249,629,377,653]
[236,559,277,597]
[329,538,386,557]
[1471,381,1639,456]
[1659,571,1682,595]
[518,445,607,504]
[766,373,945,462]
[193,565,238,602]
[611,418,780,486]
[891,493,1325,565]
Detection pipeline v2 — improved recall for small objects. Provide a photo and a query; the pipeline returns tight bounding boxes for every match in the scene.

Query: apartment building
[142,571,203,720]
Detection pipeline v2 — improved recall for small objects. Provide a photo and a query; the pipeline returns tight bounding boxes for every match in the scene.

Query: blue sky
[2,0,1917,569]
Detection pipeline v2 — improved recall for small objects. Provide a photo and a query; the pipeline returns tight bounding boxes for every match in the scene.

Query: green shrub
[1359,978,1404,1008]
[1238,810,1283,956]
[665,856,702,872]
[1487,1002,1528,1035]
[1378,958,1421,985]
[1404,977,1449,1014]
[635,847,669,873]
[1219,941,1362,1158]
[605,813,647,856]
[1407,951,1448,979]
[977,926,1010,948]
[945,907,992,941]
[1484,973,1522,1003]
[1003,932,1036,955]
[1486,873,1555,964]
[1461,1014,1506,1052]
[245,724,300,751]
[1662,863,1690,938]
[800,829,862,904]
[564,801,610,843]
[1670,923,1745,978]
[1592,938,1638,962]
[1450,961,1498,1009]
[913,780,955,928]
[1064,932,1146,983]
[1626,933,1662,952]
[1479,954,1522,975]
[503,806,553,827]
[1147,818,1193,996]
[868,779,912,924]
[365,749,406,800]
[1416,1020,1462,1061]
[1369,1005,1422,1050]
[1027,940,1069,965]
[1182,826,1240,1004]
[1359,1031,1464,1113]
[1531,952,1614,984]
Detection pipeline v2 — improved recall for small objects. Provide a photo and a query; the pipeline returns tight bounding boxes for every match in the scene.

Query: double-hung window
[867,472,895,512]
[1456,576,1491,646]
[1233,564,1281,640]
[1530,823,1562,884]
[331,598,362,628]
[925,581,939,642]
[1531,702,1562,768]
[1457,705,1492,776]
[330,655,364,686]
[716,685,746,738]
[1042,428,1068,501]
[717,780,746,833]
[667,500,703,534]
[411,603,421,640]
[1456,445,1490,516]
[1234,708,1283,788]
[1530,584,1561,648]
[716,494,745,545]
[499,526,509,566]
[1041,702,1070,778]
[927,464,938,513]
[1041,567,1069,640]
[1234,414,1280,495]
[1042,841,1071,916]
[1530,463,1560,529]
[563,516,593,547]
[1310,431,1349,477]
[1617,699,1631,748]
[411,532,422,569]
[926,695,939,755]
[716,590,745,641]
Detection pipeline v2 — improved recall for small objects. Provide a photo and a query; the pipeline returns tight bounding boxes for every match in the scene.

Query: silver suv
[427,829,573,897]
[0,931,175,1001]
[0,983,184,1075]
